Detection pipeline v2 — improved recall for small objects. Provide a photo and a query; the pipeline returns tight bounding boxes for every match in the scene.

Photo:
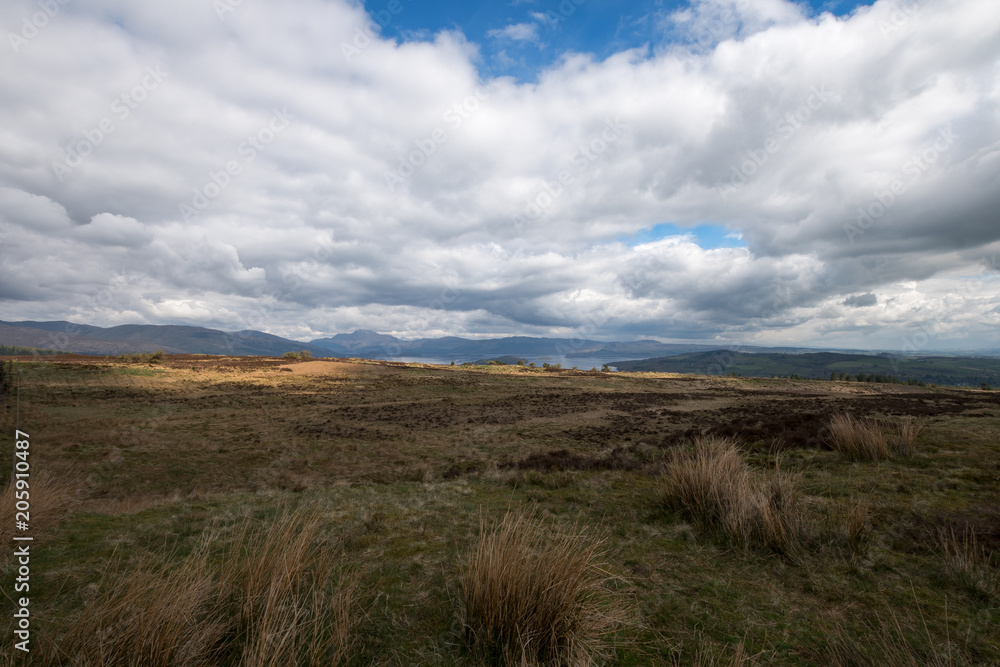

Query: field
[1,355,999,665]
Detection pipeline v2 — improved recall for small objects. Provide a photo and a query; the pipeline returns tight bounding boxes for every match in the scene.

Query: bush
[459,511,625,666]
[656,437,802,553]
[113,350,166,364]
[827,414,922,461]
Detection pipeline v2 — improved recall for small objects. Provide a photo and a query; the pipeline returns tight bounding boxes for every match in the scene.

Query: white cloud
[487,22,540,42]
[0,0,998,351]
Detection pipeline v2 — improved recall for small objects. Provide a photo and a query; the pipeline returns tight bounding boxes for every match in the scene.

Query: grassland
[0,355,998,664]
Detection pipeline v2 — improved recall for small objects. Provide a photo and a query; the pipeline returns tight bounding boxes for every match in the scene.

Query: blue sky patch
[369,0,876,81]
[623,223,747,249]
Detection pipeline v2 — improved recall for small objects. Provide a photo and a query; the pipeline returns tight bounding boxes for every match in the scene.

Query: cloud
[0,0,997,351]
[843,293,878,308]
[74,213,154,248]
[487,22,540,42]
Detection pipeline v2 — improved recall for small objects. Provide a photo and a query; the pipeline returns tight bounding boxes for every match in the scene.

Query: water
[374,355,642,371]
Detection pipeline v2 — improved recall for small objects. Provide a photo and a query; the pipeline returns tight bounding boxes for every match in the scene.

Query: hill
[612,350,1000,387]
[0,321,331,357]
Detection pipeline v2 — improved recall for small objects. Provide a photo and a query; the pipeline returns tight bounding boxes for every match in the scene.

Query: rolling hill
[612,350,1000,387]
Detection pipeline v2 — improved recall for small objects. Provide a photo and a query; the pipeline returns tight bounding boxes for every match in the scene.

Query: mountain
[611,350,1000,387]
[310,330,403,354]
[0,321,331,357]
[309,334,616,358]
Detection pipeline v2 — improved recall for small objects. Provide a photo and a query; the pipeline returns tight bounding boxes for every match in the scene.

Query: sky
[0,0,998,351]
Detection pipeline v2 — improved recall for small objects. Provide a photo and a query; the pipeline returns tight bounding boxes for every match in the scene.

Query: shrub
[827,414,922,461]
[459,511,625,666]
[283,351,302,359]
[656,437,802,553]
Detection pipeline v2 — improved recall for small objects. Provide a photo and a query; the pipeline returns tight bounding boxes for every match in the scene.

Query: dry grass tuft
[824,611,972,666]
[459,510,626,666]
[0,469,84,550]
[939,526,999,600]
[827,414,922,461]
[40,506,364,666]
[841,500,874,563]
[656,438,802,554]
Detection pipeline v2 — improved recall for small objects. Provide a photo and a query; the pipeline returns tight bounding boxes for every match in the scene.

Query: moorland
[0,354,998,665]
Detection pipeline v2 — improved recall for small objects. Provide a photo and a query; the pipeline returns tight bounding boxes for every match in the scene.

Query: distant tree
[450,361,455,366]
[542,363,550,369]
[517,359,526,366]
[529,362,536,368]
[601,364,610,372]
[300,350,312,358]
[283,351,301,359]
[982,382,992,391]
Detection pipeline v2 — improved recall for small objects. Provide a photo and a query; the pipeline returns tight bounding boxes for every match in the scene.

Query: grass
[0,469,83,553]
[939,526,999,601]
[656,438,803,554]
[32,506,364,666]
[459,510,626,666]
[827,413,923,461]
[1,357,998,664]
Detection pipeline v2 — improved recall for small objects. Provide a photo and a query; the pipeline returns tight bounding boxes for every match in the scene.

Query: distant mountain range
[1,321,997,386]
[612,351,1000,387]
[0,321,332,357]
[307,329,875,360]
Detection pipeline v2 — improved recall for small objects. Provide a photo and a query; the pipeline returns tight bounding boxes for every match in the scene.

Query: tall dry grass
[656,438,802,554]
[0,469,84,550]
[827,414,922,461]
[824,611,971,666]
[40,506,364,666]
[459,510,626,666]
[939,526,999,600]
